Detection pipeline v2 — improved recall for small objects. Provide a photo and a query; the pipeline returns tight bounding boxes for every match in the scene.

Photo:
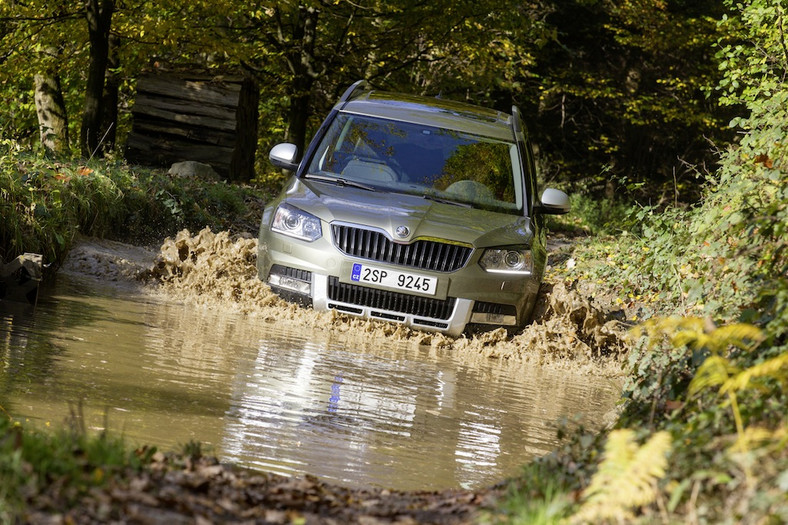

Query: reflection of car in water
[257,81,569,336]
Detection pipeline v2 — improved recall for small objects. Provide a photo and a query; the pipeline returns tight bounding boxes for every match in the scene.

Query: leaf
[570,429,672,524]
[709,323,765,351]
[728,425,786,454]
[720,352,788,395]
[689,355,739,397]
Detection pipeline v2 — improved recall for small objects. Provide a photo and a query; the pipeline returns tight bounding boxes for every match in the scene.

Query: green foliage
[0,142,268,268]
[561,192,638,236]
[500,3,788,522]
[1,0,734,194]
[485,424,603,525]
[0,410,152,522]
[570,429,672,524]
[530,0,730,200]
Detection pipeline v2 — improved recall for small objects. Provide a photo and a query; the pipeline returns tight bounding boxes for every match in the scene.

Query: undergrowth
[494,1,788,522]
[0,406,156,522]
[0,141,269,271]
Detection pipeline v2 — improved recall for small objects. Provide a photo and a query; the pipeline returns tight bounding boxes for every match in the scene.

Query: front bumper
[257,225,542,337]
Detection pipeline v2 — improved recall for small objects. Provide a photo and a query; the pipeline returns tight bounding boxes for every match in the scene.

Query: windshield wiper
[421,193,473,208]
[304,174,377,192]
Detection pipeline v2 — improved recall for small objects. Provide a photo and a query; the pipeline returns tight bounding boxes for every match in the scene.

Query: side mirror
[269,143,299,171]
[536,188,570,215]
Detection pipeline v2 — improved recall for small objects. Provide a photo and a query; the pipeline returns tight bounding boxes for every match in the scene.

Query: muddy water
[0,233,623,491]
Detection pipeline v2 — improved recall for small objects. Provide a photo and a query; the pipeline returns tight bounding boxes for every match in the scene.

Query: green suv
[257,81,569,336]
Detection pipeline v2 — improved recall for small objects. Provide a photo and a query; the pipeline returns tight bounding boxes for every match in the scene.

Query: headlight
[271,203,322,241]
[479,248,533,274]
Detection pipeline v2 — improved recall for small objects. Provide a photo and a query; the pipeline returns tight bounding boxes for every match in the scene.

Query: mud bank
[61,228,629,377]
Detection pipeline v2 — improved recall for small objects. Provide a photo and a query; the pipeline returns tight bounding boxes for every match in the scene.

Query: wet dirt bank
[42,228,632,523]
[26,450,500,524]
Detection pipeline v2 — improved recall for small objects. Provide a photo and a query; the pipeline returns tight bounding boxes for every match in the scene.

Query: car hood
[279,178,533,247]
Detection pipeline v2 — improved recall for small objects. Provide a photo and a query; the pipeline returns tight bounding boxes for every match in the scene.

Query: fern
[689,355,740,396]
[720,353,788,395]
[569,429,672,524]
[730,425,788,454]
[639,317,787,458]
[636,316,764,353]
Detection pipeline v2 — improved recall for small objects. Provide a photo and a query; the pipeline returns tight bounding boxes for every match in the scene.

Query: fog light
[268,272,311,295]
[471,302,517,325]
[470,312,517,325]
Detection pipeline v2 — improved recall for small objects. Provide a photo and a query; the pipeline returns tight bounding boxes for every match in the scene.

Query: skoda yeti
[257,81,569,336]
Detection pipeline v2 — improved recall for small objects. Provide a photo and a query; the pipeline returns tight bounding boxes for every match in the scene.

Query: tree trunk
[230,75,260,182]
[101,33,120,152]
[34,54,69,155]
[286,86,312,156]
[282,5,320,155]
[79,0,114,158]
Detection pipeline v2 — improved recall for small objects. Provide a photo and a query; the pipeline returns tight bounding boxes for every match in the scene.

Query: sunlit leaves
[634,317,764,354]
[533,0,728,193]
[716,0,788,107]
[571,429,672,524]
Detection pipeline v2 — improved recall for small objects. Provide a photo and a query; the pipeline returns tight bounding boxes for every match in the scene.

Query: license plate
[350,263,437,296]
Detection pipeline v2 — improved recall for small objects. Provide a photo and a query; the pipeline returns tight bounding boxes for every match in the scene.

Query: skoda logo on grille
[395,226,410,238]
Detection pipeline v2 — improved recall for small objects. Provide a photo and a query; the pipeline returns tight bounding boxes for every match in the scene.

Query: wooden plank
[132,93,237,124]
[125,72,259,181]
[136,76,241,107]
[131,119,236,148]
[130,104,237,132]
[126,134,233,174]
[229,76,260,182]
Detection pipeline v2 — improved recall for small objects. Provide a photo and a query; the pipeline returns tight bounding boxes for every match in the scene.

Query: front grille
[472,301,517,316]
[328,277,456,320]
[269,264,311,282]
[332,224,472,272]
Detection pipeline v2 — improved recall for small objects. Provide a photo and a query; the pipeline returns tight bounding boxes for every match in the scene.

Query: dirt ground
[39,229,631,523]
[27,450,503,524]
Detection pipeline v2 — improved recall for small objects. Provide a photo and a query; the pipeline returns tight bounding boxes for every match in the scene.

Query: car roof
[339,89,516,141]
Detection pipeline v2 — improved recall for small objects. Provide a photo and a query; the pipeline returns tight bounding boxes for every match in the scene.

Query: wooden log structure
[125,72,259,181]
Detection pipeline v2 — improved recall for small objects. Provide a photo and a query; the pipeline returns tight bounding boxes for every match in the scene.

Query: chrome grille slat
[331,224,472,272]
[328,277,456,320]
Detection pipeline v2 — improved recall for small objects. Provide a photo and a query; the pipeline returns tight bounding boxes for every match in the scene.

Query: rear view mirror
[269,143,299,171]
[537,188,570,215]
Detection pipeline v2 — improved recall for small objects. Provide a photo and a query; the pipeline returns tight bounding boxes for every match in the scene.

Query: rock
[167,161,220,180]
[1,253,43,304]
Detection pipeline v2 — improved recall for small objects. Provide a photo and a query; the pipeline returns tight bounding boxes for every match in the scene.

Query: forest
[1,0,787,523]
[2,0,731,196]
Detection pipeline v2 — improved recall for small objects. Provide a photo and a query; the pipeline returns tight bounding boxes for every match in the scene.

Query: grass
[0,405,154,522]
[0,140,270,271]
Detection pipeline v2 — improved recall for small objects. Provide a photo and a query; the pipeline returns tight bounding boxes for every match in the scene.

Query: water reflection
[0,274,621,491]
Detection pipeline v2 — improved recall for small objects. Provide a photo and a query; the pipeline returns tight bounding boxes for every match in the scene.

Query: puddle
[0,230,625,491]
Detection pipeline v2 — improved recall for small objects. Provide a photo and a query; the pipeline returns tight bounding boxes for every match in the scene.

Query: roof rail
[339,80,368,104]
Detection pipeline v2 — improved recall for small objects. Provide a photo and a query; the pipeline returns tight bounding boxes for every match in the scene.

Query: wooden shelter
[125,72,259,181]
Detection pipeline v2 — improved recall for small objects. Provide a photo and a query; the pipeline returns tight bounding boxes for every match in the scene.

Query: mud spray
[62,228,629,376]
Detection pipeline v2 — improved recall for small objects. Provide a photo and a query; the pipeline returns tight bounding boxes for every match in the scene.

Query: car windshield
[306,113,524,214]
